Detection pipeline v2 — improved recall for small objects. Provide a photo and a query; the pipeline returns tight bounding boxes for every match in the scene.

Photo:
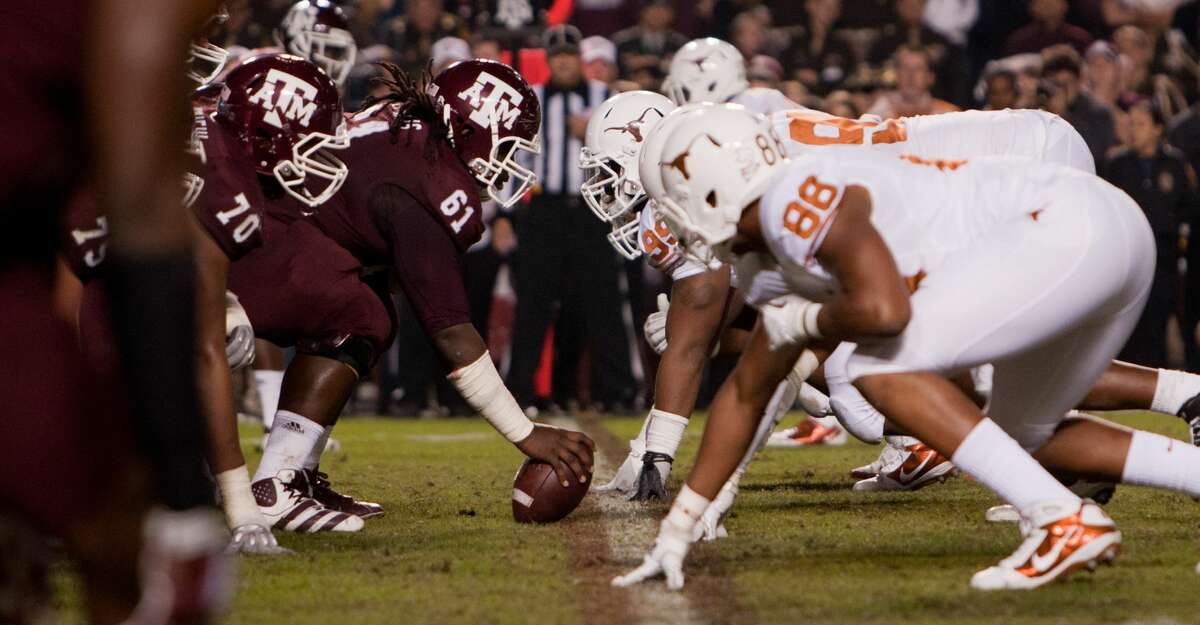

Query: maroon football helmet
[216,53,349,209]
[428,59,541,208]
[188,3,230,84]
[274,0,357,87]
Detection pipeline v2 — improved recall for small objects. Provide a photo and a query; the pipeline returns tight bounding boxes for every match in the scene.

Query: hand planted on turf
[693,501,728,542]
[227,524,292,555]
[612,517,692,590]
[593,441,645,494]
[761,295,821,352]
[516,424,595,487]
[225,324,256,371]
[643,293,670,355]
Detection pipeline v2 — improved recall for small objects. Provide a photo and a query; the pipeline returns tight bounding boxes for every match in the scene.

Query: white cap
[432,37,470,69]
[581,36,617,65]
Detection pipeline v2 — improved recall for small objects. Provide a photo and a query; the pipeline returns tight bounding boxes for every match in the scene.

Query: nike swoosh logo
[1030,526,1081,573]
[897,454,931,482]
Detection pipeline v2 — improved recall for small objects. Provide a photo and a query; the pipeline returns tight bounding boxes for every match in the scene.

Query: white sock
[215,465,268,528]
[303,426,333,471]
[797,383,831,417]
[254,369,285,429]
[951,419,1078,509]
[1121,430,1200,498]
[253,410,323,482]
[1150,369,1200,415]
[645,408,688,458]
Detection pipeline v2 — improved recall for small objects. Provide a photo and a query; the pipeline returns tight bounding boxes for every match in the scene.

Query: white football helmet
[275,0,358,87]
[581,91,675,223]
[655,104,788,263]
[637,102,717,263]
[666,38,749,106]
[187,4,230,84]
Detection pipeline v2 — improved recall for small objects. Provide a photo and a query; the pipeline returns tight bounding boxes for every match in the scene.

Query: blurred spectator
[431,36,470,74]
[1103,101,1200,367]
[1114,24,1155,94]
[982,67,1020,110]
[923,0,979,47]
[868,0,971,106]
[581,35,619,83]
[748,54,784,88]
[823,89,860,118]
[1016,63,1044,107]
[867,45,960,118]
[1169,82,1200,180]
[376,0,467,72]
[1083,40,1134,143]
[471,31,507,61]
[571,0,638,38]
[506,25,634,413]
[1003,0,1094,56]
[787,0,856,96]
[1041,44,1117,164]
[611,0,688,78]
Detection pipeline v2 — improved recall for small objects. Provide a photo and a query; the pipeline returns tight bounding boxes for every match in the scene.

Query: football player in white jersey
[666,37,804,115]
[615,104,1200,591]
[582,91,843,519]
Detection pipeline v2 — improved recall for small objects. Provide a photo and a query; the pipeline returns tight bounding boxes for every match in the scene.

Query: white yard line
[550,417,705,625]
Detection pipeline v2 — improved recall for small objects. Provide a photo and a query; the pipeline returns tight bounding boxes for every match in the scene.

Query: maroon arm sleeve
[371,183,472,335]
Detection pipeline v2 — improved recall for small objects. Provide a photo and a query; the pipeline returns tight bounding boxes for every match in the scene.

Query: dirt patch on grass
[552,414,748,625]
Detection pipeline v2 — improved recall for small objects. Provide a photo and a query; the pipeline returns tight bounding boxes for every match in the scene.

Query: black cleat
[1177,395,1200,446]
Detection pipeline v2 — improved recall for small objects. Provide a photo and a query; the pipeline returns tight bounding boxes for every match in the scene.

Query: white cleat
[852,443,954,492]
[252,469,364,533]
[987,481,1115,524]
[971,500,1120,591]
[849,436,911,479]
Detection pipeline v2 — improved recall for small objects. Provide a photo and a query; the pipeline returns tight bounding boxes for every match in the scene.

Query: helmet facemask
[188,41,229,84]
[581,151,643,223]
[607,210,643,260]
[300,28,357,87]
[273,121,350,212]
[471,131,540,209]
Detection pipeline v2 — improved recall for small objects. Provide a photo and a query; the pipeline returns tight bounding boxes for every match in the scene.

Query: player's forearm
[194,248,245,474]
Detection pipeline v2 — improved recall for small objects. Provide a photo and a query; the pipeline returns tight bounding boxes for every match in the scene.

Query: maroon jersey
[61,100,266,281]
[308,103,486,261]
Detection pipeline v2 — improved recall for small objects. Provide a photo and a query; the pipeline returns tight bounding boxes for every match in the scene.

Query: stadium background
[214,0,1200,418]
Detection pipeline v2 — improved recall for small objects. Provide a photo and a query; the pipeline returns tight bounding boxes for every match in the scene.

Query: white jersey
[730,87,809,116]
[755,149,1063,303]
[770,108,1094,173]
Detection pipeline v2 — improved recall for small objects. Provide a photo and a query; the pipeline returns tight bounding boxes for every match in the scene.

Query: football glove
[761,295,822,352]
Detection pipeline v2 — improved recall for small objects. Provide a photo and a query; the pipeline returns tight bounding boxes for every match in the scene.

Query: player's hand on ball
[516,424,595,487]
[612,517,692,590]
[227,524,291,556]
[761,295,822,352]
[644,293,670,355]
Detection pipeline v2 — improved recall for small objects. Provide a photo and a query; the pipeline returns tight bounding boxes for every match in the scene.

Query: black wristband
[106,254,214,510]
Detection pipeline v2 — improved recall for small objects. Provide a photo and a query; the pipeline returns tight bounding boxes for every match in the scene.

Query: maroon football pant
[228,217,396,360]
[0,263,129,535]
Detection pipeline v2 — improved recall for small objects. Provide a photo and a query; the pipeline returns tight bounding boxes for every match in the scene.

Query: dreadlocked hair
[359,62,450,156]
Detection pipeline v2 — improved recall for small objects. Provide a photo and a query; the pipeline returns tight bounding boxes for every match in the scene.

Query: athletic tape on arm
[449,351,535,443]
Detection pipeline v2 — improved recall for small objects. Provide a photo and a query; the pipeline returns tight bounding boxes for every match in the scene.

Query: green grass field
[55,411,1200,625]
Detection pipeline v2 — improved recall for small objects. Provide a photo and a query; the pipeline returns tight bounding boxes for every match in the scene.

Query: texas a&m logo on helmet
[430,60,540,208]
[247,68,321,129]
[217,54,349,210]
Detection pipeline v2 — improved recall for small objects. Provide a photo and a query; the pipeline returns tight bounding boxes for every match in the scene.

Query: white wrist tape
[216,465,268,530]
[645,407,689,457]
[665,484,711,536]
[801,302,823,341]
[787,348,821,388]
[449,351,535,443]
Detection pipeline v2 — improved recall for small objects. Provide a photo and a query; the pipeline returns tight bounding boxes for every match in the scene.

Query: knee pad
[298,334,378,379]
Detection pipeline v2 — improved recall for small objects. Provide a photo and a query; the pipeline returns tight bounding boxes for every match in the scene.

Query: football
[511,459,591,523]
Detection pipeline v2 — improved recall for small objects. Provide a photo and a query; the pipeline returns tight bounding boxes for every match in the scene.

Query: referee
[506,25,635,414]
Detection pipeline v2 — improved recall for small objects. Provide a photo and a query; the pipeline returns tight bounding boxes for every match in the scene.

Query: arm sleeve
[371,184,472,335]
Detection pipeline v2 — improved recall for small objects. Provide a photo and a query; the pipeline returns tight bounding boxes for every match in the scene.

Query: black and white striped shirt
[529,79,608,196]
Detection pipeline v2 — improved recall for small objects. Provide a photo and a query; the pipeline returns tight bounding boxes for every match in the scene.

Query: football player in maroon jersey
[65,54,358,542]
[1,0,233,622]
[232,60,595,526]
